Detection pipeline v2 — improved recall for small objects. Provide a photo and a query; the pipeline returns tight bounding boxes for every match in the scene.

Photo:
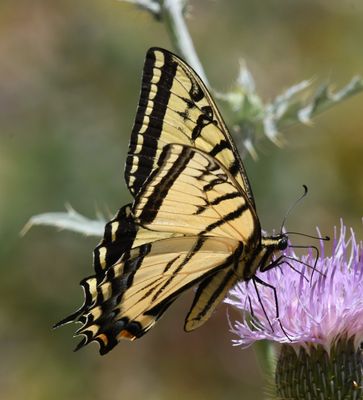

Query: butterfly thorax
[239,233,288,281]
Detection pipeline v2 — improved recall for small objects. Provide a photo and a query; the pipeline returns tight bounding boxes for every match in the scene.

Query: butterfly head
[276,233,288,251]
[241,233,288,278]
[261,233,288,252]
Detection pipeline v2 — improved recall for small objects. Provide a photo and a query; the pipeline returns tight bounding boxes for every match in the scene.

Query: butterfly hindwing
[73,236,242,354]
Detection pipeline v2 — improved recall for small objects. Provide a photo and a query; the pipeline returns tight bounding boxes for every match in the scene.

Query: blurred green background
[1,1,362,399]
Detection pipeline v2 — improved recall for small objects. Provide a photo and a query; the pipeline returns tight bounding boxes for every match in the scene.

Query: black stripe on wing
[137,145,194,224]
[199,203,250,236]
[149,236,205,303]
[184,244,244,331]
[125,49,177,196]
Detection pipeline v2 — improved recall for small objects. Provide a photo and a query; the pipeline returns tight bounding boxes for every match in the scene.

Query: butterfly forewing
[126,47,255,207]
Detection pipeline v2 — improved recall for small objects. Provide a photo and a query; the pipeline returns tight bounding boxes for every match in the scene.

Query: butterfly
[55,47,288,355]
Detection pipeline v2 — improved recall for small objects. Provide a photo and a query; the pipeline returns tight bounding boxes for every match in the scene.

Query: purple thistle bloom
[226,221,363,350]
[226,222,363,398]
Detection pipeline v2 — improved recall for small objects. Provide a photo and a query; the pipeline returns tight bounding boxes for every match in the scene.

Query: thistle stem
[160,0,209,86]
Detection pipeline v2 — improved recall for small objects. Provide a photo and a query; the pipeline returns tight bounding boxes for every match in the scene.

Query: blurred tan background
[0,1,362,399]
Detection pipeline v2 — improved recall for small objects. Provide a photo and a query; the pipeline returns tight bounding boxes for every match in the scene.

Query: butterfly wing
[134,144,259,242]
[73,236,242,354]
[125,47,255,207]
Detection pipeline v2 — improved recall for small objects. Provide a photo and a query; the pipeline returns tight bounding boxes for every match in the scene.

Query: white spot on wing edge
[98,247,107,269]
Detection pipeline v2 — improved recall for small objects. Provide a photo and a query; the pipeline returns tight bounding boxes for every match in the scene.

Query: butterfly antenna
[285,232,330,241]
[280,185,308,233]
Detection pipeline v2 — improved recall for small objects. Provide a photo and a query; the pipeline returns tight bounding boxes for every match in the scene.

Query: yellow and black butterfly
[55,47,288,354]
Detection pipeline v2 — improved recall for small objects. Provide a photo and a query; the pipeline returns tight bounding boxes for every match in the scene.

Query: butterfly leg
[252,275,292,342]
[259,255,284,273]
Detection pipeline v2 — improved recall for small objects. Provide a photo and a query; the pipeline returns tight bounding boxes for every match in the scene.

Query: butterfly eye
[278,236,288,251]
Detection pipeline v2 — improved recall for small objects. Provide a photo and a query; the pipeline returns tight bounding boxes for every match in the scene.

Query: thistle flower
[226,222,363,399]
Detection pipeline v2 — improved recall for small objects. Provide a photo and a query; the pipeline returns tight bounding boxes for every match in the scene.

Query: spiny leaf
[21,204,105,237]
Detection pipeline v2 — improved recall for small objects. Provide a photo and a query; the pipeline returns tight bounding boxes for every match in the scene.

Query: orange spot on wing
[118,330,136,341]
